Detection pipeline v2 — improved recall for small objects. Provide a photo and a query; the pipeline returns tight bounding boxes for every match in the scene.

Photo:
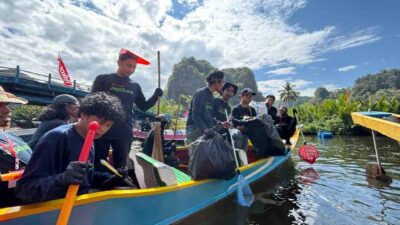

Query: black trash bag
[245,116,285,157]
[188,133,236,180]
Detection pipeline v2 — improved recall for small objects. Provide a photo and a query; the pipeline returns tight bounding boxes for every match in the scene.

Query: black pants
[94,138,133,172]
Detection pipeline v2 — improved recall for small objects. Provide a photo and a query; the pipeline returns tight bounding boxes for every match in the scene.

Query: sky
[0,0,399,97]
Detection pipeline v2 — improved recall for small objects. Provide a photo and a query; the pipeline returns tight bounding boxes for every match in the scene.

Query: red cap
[119,48,150,65]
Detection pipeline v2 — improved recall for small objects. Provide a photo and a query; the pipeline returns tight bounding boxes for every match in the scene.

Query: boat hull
[0,155,289,225]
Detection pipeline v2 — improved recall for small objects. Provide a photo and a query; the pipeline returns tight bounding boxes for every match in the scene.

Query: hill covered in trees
[351,69,400,100]
[166,57,264,105]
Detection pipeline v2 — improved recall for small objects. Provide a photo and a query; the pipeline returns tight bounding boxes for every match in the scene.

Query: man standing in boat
[186,70,230,144]
[16,93,128,203]
[91,48,163,172]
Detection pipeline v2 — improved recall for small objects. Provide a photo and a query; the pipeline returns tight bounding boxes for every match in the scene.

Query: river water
[175,135,400,225]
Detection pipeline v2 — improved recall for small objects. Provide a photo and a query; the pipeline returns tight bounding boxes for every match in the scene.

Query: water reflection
[175,136,400,225]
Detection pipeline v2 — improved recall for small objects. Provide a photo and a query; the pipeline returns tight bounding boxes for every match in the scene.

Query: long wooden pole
[152,51,164,162]
[56,121,99,225]
[157,51,161,116]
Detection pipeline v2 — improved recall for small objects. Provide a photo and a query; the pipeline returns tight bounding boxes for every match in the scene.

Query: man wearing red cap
[91,49,163,173]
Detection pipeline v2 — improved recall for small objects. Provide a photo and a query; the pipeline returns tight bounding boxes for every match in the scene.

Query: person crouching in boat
[275,106,296,145]
[231,88,257,150]
[186,70,230,144]
[28,94,79,150]
[16,92,129,204]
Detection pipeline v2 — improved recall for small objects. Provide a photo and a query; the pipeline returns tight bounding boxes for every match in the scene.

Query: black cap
[54,94,79,106]
[241,88,256,96]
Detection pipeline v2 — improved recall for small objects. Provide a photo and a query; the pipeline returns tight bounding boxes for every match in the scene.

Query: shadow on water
[175,136,400,225]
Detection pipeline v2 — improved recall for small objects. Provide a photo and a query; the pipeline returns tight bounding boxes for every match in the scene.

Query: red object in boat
[298,144,319,164]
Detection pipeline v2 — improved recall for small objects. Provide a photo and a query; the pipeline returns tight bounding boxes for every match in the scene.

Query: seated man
[265,94,278,124]
[16,92,128,204]
[231,88,257,150]
[29,94,79,149]
[275,106,296,145]
[213,82,237,136]
[0,85,32,207]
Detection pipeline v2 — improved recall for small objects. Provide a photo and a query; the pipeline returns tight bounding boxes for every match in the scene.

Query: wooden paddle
[56,121,99,225]
[151,51,164,162]
[225,109,254,207]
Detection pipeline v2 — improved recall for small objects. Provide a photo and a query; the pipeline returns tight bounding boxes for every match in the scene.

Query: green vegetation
[279,81,300,108]
[166,57,264,106]
[297,93,400,134]
[10,105,43,128]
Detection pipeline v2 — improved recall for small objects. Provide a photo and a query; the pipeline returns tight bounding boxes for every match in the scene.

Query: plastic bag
[298,145,319,164]
[236,174,254,207]
[245,117,285,157]
[188,134,236,180]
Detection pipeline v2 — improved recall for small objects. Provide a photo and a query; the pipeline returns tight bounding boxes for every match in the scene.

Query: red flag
[57,55,73,87]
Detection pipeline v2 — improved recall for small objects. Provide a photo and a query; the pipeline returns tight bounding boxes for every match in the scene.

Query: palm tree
[279,81,300,108]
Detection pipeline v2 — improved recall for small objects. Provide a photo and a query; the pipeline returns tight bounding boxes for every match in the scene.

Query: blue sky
[0,0,399,97]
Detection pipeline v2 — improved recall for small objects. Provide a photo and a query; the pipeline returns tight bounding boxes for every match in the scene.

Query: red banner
[57,55,73,87]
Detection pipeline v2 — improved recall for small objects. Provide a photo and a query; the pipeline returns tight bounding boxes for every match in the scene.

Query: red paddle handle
[56,121,99,225]
[78,121,99,162]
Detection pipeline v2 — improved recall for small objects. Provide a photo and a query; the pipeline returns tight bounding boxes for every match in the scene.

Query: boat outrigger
[351,111,400,142]
[351,111,399,180]
[0,129,300,225]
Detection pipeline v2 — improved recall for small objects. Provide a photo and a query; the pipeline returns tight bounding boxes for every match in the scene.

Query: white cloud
[338,65,357,72]
[257,78,312,97]
[0,0,380,97]
[266,66,296,75]
[257,79,341,98]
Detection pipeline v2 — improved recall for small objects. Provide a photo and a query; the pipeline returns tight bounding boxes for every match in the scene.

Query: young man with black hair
[265,94,278,124]
[91,48,163,172]
[16,92,127,203]
[213,82,238,123]
[29,94,79,149]
[231,88,257,150]
[186,70,230,144]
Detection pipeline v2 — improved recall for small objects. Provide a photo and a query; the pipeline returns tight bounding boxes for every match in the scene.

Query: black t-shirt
[266,104,278,123]
[213,98,231,122]
[186,87,216,130]
[16,124,111,203]
[231,104,257,128]
[91,73,158,139]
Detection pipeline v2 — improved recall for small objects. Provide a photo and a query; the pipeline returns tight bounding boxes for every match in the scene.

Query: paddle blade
[299,144,320,164]
[151,122,164,162]
[236,175,254,207]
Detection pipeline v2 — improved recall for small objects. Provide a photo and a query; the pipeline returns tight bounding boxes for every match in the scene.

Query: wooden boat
[351,111,400,142]
[0,129,300,225]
